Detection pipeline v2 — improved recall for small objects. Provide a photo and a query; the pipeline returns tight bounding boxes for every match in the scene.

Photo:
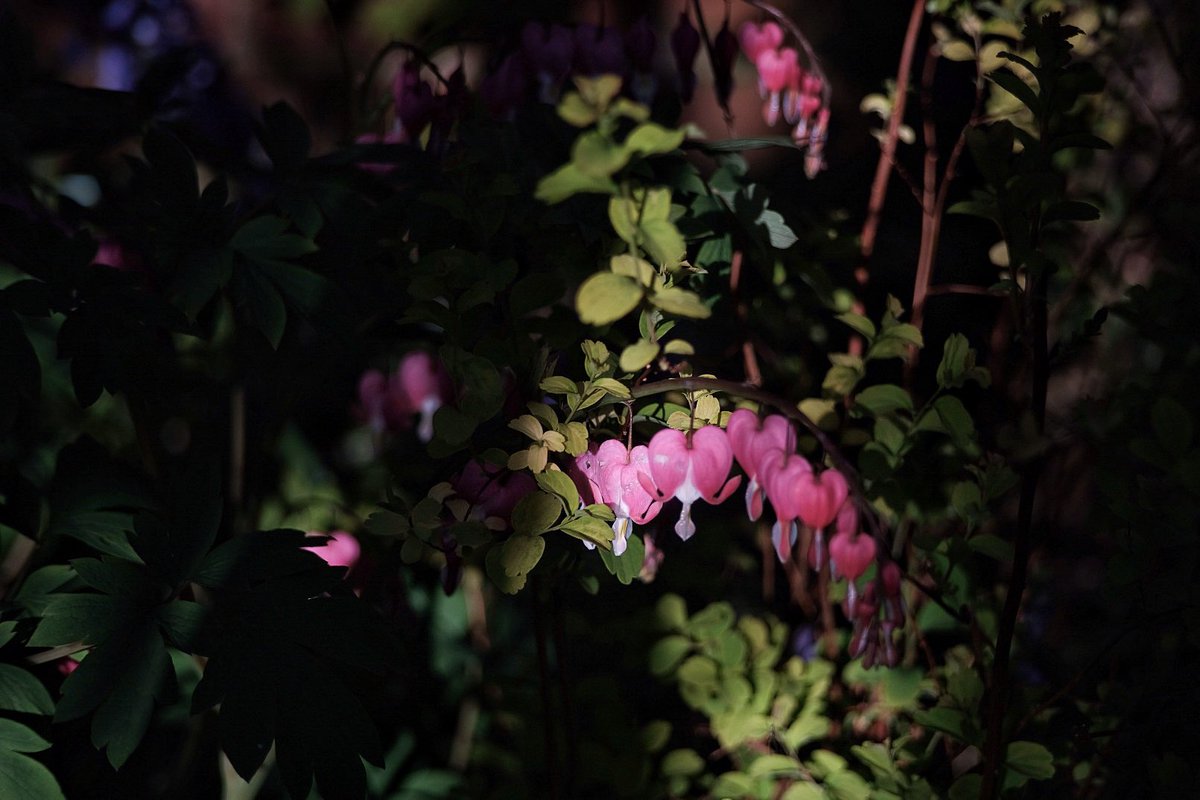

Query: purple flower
[670,10,701,103]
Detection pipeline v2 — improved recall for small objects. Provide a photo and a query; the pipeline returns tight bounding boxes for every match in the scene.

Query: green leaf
[599,533,644,584]
[1005,740,1055,780]
[989,69,1040,113]
[641,720,672,753]
[649,636,692,676]
[687,602,735,640]
[0,747,65,800]
[968,533,1014,562]
[0,665,54,716]
[0,719,50,753]
[624,123,685,157]
[683,136,799,153]
[535,163,618,204]
[749,754,804,778]
[656,594,688,631]
[559,514,614,549]
[650,287,710,319]
[540,376,579,395]
[756,207,798,250]
[534,471,580,511]
[948,774,981,800]
[930,396,976,447]
[591,377,631,399]
[432,405,476,446]
[781,784,826,800]
[913,707,972,742]
[937,333,970,388]
[509,492,562,535]
[572,131,630,178]
[619,340,661,372]
[1043,200,1100,224]
[498,534,546,577]
[575,272,643,325]
[836,312,876,340]
[661,748,705,777]
[853,384,913,417]
[711,771,754,796]
[640,219,686,266]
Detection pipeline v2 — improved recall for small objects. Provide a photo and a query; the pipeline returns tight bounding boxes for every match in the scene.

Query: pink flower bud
[761,452,812,562]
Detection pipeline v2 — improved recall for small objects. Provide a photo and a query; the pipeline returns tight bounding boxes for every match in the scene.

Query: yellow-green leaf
[535,163,618,204]
[651,287,710,319]
[610,254,655,286]
[576,272,643,325]
[624,123,686,157]
[620,340,661,372]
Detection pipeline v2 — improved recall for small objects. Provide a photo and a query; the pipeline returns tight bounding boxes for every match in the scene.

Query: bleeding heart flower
[481,53,529,118]
[393,60,437,141]
[522,21,575,101]
[452,460,536,527]
[357,369,390,432]
[829,530,876,581]
[712,17,739,108]
[670,10,701,102]
[761,452,812,562]
[596,440,662,556]
[738,20,784,63]
[643,426,741,541]
[835,499,858,538]
[757,47,799,125]
[727,410,796,521]
[574,24,625,76]
[305,531,362,572]
[794,467,849,531]
[391,351,449,442]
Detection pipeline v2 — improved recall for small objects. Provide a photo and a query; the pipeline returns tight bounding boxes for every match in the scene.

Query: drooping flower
[738,20,784,64]
[522,21,575,102]
[392,351,449,442]
[625,16,658,104]
[829,529,876,582]
[304,531,362,572]
[712,15,740,109]
[392,60,437,142]
[574,24,625,76]
[596,440,662,556]
[480,52,529,118]
[452,460,536,528]
[756,47,800,125]
[727,409,796,521]
[643,426,741,541]
[670,10,701,103]
[760,451,812,562]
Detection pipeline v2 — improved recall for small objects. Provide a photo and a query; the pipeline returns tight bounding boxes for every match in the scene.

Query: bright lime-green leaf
[535,163,618,204]
[651,287,710,319]
[620,340,660,372]
[576,272,643,325]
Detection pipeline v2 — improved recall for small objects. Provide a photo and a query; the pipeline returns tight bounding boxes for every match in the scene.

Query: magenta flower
[712,16,739,108]
[596,440,662,556]
[727,409,796,521]
[829,529,876,581]
[452,460,537,527]
[738,20,784,63]
[392,60,437,142]
[670,10,701,102]
[304,531,362,571]
[793,467,849,531]
[760,451,812,562]
[756,47,800,125]
[643,426,741,541]
[391,351,449,442]
[357,368,390,433]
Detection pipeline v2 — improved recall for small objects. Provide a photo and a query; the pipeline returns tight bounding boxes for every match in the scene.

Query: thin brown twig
[730,249,763,386]
[859,0,927,269]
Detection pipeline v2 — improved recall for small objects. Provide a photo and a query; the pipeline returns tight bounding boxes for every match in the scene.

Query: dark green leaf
[0,665,54,716]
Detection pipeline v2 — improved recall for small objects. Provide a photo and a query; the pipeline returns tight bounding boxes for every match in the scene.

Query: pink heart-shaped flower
[755,48,794,93]
[793,468,849,530]
[645,426,740,541]
[738,21,784,63]
[829,531,876,581]
[597,441,662,556]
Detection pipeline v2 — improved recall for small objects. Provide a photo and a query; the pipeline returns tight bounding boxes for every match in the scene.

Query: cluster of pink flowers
[570,411,879,581]
[356,352,450,442]
[737,20,830,176]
